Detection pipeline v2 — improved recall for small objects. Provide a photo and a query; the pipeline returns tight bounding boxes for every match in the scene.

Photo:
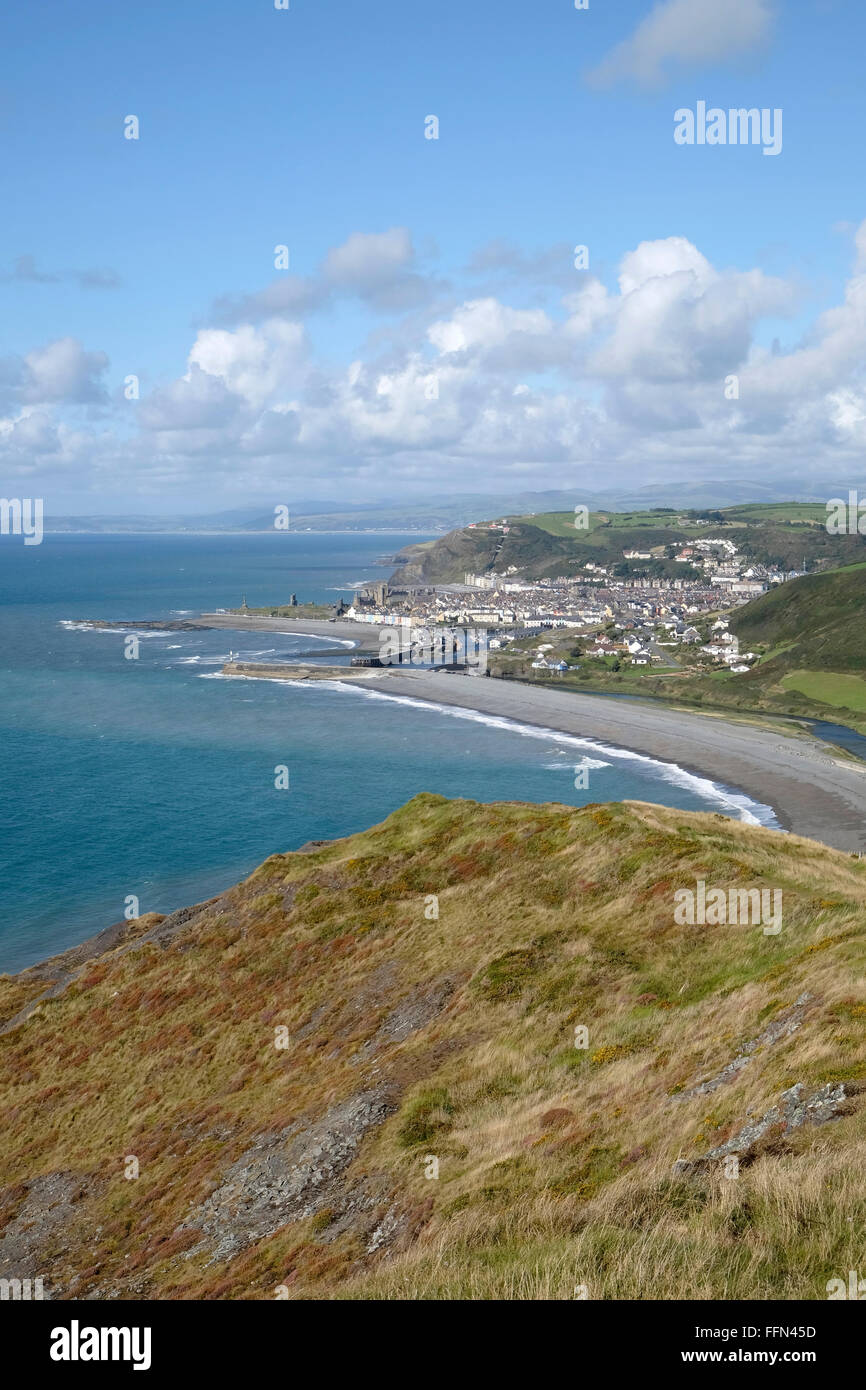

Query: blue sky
[1,0,865,511]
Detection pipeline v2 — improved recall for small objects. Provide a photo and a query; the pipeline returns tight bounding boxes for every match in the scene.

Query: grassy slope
[781,672,866,712]
[391,522,583,584]
[722,564,866,721]
[721,503,829,525]
[391,508,866,586]
[1,795,864,1301]
[730,563,866,663]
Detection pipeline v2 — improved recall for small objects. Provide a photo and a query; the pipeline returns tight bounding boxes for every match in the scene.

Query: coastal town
[334,524,804,676]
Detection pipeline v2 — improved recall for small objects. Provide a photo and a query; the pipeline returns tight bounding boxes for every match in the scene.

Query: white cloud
[6,220,866,501]
[323,227,412,287]
[214,227,434,323]
[0,407,61,456]
[586,0,776,90]
[591,236,794,381]
[188,320,308,410]
[427,299,553,357]
[137,364,243,433]
[23,337,108,404]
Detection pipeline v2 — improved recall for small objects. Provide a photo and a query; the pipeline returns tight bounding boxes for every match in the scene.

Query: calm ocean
[0,532,776,972]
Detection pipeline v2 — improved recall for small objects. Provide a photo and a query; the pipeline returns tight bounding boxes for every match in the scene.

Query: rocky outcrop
[0,1171,105,1297]
[672,992,816,1102]
[352,975,458,1062]
[673,1081,854,1176]
[189,1090,397,1261]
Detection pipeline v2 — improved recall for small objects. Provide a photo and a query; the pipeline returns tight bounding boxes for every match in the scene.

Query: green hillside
[390,506,865,586]
[392,521,587,584]
[1,795,864,1300]
[721,503,829,525]
[731,563,866,666]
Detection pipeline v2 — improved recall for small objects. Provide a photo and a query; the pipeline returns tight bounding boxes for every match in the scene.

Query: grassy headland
[391,503,864,586]
[1,795,863,1300]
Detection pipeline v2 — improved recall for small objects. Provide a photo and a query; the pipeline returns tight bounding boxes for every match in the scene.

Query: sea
[0,532,778,973]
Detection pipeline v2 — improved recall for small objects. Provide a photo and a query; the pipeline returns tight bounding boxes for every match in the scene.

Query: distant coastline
[42,528,440,537]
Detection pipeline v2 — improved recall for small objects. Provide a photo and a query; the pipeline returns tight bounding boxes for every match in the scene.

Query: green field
[510,510,607,536]
[514,508,687,535]
[780,670,866,712]
[722,502,829,525]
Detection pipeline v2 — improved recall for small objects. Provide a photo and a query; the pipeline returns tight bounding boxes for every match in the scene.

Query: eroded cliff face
[1,793,864,1300]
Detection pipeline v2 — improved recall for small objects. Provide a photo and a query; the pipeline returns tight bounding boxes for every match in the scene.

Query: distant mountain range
[45,479,853,535]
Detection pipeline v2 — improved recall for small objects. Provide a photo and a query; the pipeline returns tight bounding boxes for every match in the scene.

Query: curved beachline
[207,667,778,830]
[337,670,866,853]
[318,679,779,829]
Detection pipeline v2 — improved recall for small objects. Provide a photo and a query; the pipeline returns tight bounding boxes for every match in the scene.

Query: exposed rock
[302,1174,432,1256]
[188,1089,396,1260]
[352,974,458,1062]
[366,1205,403,1254]
[0,1171,104,1296]
[673,1080,853,1176]
[672,992,816,1101]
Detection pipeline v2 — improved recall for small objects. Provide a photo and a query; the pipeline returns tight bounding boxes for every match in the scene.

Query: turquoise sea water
[0,533,777,973]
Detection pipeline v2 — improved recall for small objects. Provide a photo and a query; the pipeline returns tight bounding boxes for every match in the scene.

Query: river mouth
[806,720,866,761]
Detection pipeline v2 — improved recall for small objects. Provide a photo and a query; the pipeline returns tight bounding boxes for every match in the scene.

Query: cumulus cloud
[214,227,436,324]
[5,220,866,499]
[586,0,776,89]
[589,237,794,381]
[428,299,555,360]
[136,321,311,454]
[0,407,61,456]
[322,227,426,308]
[188,321,308,409]
[137,363,244,433]
[23,338,108,404]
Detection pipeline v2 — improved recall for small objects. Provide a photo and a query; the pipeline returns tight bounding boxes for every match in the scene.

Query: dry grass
[0,793,864,1299]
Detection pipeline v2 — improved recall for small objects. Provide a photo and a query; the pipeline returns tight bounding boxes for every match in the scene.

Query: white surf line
[59,621,176,638]
[343,685,778,827]
[274,631,357,648]
[208,671,778,828]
